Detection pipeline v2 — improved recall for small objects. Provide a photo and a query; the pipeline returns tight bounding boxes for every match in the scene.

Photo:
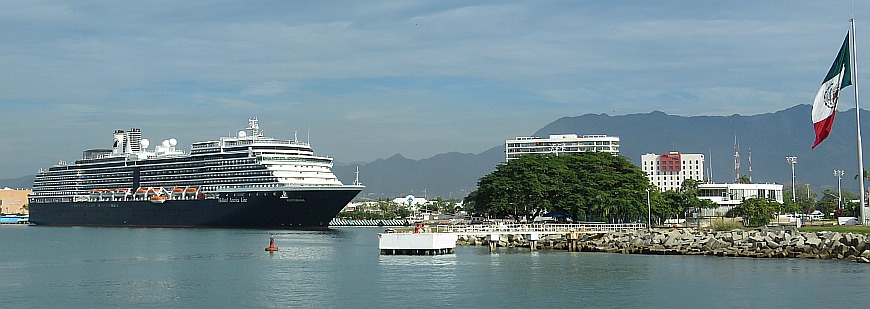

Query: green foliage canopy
[733,197,780,226]
[465,153,654,223]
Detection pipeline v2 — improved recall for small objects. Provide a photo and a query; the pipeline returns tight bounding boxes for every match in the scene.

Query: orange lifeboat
[172,187,184,193]
[186,187,198,192]
[149,195,167,204]
[136,188,148,194]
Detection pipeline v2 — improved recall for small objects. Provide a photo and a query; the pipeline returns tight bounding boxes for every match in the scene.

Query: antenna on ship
[354,166,362,186]
[247,117,262,139]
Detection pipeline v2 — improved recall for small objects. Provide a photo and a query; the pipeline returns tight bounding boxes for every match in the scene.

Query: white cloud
[241,81,288,96]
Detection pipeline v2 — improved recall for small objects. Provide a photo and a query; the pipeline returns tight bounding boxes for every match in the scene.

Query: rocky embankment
[456,227,870,263]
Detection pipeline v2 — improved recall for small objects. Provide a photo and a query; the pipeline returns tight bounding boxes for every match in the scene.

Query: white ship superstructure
[30,118,356,204]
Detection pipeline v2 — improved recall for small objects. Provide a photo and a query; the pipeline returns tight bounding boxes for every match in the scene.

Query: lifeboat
[186,187,198,192]
[149,195,167,204]
[172,187,184,193]
[136,188,148,194]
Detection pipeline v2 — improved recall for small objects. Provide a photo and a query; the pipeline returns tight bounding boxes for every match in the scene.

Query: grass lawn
[799,225,870,234]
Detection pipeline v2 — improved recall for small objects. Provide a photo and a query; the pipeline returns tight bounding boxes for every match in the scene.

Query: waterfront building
[392,195,429,207]
[505,134,620,161]
[641,152,705,192]
[0,188,31,215]
[696,183,784,217]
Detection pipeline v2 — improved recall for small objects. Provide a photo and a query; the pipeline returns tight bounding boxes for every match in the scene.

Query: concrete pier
[488,234,500,252]
[378,232,458,255]
[526,233,539,251]
[567,230,580,252]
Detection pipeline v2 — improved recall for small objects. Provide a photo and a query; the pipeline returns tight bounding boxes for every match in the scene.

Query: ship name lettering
[219,198,248,203]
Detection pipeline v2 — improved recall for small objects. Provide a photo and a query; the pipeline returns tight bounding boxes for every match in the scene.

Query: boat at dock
[0,215,29,224]
[28,118,363,228]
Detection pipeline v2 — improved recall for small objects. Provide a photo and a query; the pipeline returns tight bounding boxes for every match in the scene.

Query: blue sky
[0,1,864,177]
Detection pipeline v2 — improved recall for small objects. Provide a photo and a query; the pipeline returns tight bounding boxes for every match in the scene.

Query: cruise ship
[28,118,363,228]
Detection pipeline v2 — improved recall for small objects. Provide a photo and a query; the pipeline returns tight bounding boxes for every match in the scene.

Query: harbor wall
[456,227,870,263]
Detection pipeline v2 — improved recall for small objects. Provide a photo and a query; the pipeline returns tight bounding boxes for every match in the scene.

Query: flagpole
[851,18,867,224]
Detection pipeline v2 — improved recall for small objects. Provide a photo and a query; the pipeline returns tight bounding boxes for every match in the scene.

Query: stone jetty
[455,227,870,263]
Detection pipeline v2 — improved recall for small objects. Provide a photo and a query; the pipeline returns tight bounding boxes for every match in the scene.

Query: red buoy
[265,234,279,252]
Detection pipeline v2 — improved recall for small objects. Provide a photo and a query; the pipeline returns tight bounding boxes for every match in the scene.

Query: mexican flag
[812,34,852,149]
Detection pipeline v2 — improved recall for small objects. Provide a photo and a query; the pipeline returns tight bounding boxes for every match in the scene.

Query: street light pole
[806,184,811,200]
[786,156,797,203]
[646,188,652,231]
[834,170,845,210]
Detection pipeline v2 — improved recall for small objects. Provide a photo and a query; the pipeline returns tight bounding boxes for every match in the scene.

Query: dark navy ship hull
[29,188,361,229]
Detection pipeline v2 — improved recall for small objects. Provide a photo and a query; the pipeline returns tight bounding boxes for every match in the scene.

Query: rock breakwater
[455,227,870,263]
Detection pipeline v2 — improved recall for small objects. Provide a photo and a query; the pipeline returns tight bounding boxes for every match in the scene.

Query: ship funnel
[113,130,125,154]
[128,128,142,153]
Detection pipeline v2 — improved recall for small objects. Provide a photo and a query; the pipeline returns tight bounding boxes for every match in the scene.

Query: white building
[696,183,784,217]
[642,152,705,192]
[392,195,429,207]
[505,134,620,161]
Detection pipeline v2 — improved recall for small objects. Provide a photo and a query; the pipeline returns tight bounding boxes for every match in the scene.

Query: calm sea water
[1,225,869,308]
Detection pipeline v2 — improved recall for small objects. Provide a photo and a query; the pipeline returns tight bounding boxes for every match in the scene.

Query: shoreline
[456,226,870,263]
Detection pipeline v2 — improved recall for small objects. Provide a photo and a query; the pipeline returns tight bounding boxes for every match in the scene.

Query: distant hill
[536,105,862,188]
[8,104,867,198]
[332,147,504,200]
[0,175,34,190]
[337,104,870,198]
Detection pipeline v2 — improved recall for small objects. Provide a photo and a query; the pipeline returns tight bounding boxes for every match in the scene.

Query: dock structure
[378,232,458,255]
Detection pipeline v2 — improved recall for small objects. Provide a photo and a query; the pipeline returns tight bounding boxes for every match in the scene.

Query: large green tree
[733,197,780,226]
[651,179,716,226]
[817,188,860,217]
[465,153,654,223]
[783,183,817,214]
